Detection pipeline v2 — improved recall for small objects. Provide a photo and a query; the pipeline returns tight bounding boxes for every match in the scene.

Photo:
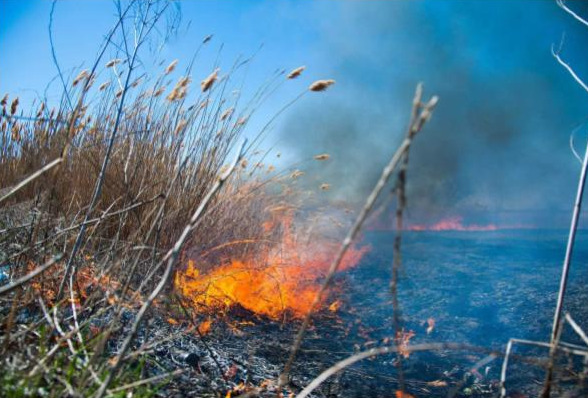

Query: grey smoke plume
[278,0,588,227]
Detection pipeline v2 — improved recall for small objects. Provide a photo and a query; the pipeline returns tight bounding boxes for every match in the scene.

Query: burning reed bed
[3,1,588,398]
[0,1,353,396]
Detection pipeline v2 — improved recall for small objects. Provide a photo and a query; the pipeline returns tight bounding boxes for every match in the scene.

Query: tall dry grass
[0,1,328,395]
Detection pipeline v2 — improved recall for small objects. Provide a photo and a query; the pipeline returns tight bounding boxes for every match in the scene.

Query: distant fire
[174,214,368,320]
[408,216,498,231]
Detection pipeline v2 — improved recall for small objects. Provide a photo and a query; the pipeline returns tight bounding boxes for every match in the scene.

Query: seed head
[220,107,234,121]
[165,60,178,75]
[153,86,166,97]
[10,97,19,115]
[201,68,219,92]
[291,170,305,179]
[174,119,188,135]
[73,70,89,87]
[309,79,335,92]
[314,153,330,161]
[287,66,305,79]
[105,58,122,68]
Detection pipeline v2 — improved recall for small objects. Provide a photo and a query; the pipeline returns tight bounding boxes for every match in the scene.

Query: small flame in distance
[408,216,498,231]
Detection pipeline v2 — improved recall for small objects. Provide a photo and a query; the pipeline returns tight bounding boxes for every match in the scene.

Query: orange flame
[409,216,498,231]
[328,300,342,313]
[175,214,368,320]
[198,319,212,335]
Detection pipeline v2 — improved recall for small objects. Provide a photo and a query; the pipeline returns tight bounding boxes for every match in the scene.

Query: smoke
[277,1,588,227]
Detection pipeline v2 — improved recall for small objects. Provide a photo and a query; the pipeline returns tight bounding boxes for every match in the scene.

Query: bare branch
[552,45,588,94]
[296,343,485,398]
[565,312,588,346]
[557,0,588,28]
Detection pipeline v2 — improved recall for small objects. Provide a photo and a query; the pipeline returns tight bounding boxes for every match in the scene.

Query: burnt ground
[3,229,588,397]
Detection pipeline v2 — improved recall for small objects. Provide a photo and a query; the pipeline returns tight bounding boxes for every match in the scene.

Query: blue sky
[2,0,588,227]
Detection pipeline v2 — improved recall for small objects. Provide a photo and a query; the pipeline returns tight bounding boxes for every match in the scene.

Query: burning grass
[175,212,369,320]
[6,1,582,397]
[0,1,353,396]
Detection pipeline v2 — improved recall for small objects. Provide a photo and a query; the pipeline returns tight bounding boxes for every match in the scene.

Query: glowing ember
[198,319,212,335]
[175,215,368,320]
[409,216,498,231]
[395,329,416,358]
[328,300,342,313]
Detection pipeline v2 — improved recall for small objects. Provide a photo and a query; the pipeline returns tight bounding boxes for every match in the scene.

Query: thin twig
[557,0,588,28]
[500,335,588,398]
[106,369,185,394]
[544,11,588,395]
[0,157,63,205]
[57,0,165,299]
[296,343,484,398]
[0,254,63,295]
[552,46,588,94]
[391,83,425,393]
[565,313,588,346]
[447,354,497,398]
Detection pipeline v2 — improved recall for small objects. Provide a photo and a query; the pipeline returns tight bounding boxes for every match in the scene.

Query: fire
[328,300,342,313]
[175,214,368,320]
[409,216,498,231]
[395,329,416,358]
[198,319,212,335]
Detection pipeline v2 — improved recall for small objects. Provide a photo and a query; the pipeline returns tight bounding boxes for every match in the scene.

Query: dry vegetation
[2,1,588,398]
[0,1,340,396]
